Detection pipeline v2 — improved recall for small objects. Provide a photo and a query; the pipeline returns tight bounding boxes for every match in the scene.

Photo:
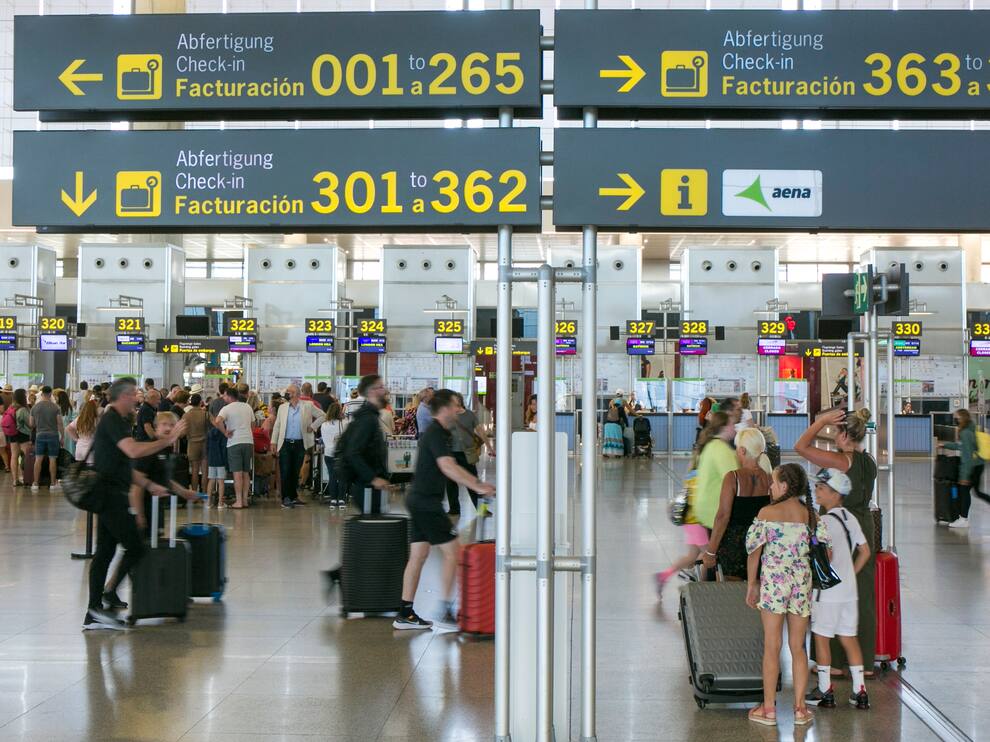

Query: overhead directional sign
[14,11,542,120]
[554,129,990,232]
[156,338,229,354]
[13,128,541,232]
[554,10,990,118]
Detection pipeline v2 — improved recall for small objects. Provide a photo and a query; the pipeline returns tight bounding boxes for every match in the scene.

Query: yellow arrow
[59,59,103,96]
[60,171,97,217]
[599,55,646,93]
[598,173,644,211]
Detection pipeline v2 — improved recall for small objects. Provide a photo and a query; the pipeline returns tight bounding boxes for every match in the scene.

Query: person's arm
[745,546,763,609]
[959,428,976,483]
[118,419,186,460]
[437,455,495,495]
[169,479,201,501]
[213,411,231,439]
[852,541,872,574]
[346,416,379,485]
[127,483,148,530]
[28,410,35,429]
[142,410,156,440]
[793,408,852,472]
[57,413,64,438]
[476,422,495,456]
[702,472,737,568]
[270,408,283,453]
[66,418,79,442]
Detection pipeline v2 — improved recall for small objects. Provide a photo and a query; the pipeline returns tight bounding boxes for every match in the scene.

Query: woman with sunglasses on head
[794,407,877,675]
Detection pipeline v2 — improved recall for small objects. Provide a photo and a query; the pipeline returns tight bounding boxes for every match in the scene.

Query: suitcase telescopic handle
[150,494,178,549]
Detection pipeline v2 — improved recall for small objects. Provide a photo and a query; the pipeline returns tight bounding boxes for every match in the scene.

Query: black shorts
[408,506,457,546]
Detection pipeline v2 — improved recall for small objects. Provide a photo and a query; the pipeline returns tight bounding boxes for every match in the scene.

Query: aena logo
[722,170,822,217]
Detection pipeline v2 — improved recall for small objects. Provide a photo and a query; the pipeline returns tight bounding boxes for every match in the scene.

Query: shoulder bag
[808,510,842,591]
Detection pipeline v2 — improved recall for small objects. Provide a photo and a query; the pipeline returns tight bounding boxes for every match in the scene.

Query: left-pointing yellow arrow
[598,173,645,211]
[599,55,646,93]
[59,59,103,96]
[61,171,97,217]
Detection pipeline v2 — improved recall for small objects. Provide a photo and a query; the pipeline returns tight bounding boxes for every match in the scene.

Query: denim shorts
[34,432,60,458]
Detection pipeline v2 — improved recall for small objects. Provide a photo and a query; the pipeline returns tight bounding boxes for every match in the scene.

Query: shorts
[409,507,457,546]
[208,466,227,480]
[226,443,254,472]
[683,524,710,547]
[10,432,30,444]
[34,432,60,458]
[811,600,859,638]
[187,439,205,462]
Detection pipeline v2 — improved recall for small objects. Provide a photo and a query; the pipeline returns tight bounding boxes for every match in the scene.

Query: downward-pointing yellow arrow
[61,171,97,217]
[59,59,103,96]
[599,55,646,93]
[598,173,645,211]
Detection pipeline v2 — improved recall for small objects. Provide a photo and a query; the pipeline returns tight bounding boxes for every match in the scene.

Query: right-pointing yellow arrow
[598,173,645,211]
[61,171,97,217]
[59,59,104,96]
[599,55,646,93]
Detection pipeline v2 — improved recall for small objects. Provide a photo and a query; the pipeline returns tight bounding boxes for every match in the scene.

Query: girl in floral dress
[745,463,831,727]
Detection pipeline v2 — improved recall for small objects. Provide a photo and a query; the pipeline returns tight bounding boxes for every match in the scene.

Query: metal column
[885,332,896,551]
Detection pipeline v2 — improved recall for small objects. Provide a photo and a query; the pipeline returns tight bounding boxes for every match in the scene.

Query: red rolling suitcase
[874,550,905,671]
[459,500,495,636]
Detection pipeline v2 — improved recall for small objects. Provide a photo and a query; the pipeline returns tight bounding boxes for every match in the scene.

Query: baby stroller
[632,416,653,457]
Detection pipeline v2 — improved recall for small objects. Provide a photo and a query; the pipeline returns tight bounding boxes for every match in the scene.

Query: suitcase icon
[661,52,708,98]
[665,64,700,93]
[116,172,161,217]
[119,176,158,212]
[121,67,154,95]
[116,54,162,100]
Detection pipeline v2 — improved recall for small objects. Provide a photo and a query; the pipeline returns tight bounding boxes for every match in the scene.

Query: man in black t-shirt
[84,378,187,631]
[393,389,494,632]
[135,390,160,442]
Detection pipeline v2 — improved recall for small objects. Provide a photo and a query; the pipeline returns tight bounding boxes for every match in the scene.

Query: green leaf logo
[736,175,771,211]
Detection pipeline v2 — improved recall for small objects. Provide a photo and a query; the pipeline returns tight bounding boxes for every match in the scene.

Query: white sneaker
[50,482,61,492]
[948,517,970,529]
[30,484,39,493]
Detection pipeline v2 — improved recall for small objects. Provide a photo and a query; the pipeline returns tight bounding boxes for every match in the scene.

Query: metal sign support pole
[885,332,896,551]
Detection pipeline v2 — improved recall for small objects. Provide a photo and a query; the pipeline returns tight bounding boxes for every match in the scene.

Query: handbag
[669,469,696,526]
[456,419,485,465]
[808,510,842,591]
[62,461,103,513]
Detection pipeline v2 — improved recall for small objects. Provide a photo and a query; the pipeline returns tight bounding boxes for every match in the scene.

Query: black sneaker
[433,609,459,634]
[102,590,128,611]
[849,688,870,710]
[281,499,295,509]
[321,568,341,602]
[83,608,127,631]
[806,687,836,708]
[393,612,433,630]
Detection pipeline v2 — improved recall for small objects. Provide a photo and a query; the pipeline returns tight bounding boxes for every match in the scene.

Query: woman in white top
[736,392,755,431]
[65,399,99,463]
[319,401,347,508]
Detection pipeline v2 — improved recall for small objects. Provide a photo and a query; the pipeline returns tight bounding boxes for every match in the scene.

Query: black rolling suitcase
[679,580,766,708]
[178,496,227,601]
[934,454,960,523]
[340,489,409,617]
[128,495,191,625]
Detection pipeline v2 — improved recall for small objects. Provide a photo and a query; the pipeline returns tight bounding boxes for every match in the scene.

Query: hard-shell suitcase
[178,496,227,601]
[933,480,958,523]
[340,489,409,616]
[874,550,905,671]
[459,501,495,635]
[128,495,190,625]
[20,448,35,485]
[679,581,766,708]
[934,453,960,482]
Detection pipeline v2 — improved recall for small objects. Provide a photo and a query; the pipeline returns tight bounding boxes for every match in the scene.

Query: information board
[626,337,655,356]
[554,129,990,232]
[358,335,387,354]
[893,337,921,357]
[758,338,786,356]
[228,334,258,353]
[554,10,990,118]
[555,336,577,356]
[306,334,335,353]
[970,339,990,357]
[116,334,145,352]
[679,337,708,356]
[13,129,541,232]
[40,334,68,351]
[156,338,229,354]
[0,333,17,351]
[14,11,542,120]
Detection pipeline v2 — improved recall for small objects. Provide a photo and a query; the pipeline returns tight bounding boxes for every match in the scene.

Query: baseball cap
[815,468,852,496]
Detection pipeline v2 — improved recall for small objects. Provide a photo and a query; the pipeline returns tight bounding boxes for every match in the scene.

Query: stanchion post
[70,511,95,560]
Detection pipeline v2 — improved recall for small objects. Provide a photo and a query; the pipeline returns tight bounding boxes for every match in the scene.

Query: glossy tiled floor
[0,456,984,741]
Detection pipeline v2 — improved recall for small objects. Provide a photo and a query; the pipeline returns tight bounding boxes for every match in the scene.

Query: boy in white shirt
[806,468,872,711]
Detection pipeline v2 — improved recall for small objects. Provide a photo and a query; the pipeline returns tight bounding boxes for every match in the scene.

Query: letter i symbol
[677,175,692,210]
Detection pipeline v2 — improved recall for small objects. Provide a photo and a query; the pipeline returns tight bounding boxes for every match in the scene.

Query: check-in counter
[555,412,577,452]
[672,413,699,452]
[767,413,809,452]
[892,414,933,456]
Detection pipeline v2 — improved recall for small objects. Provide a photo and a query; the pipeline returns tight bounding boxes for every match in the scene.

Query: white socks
[850,664,866,692]
[817,665,831,694]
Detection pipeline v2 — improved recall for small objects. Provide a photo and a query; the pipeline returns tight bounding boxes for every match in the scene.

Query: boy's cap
[816,468,852,496]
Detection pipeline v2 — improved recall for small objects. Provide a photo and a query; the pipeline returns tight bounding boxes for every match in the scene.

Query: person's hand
[746,583,759,610]
[477,481,496,496]
[170,419,188,441]
[371,477,391,490]
[225,429,234,439]
[701,551,716,570]
[819,408,846,427]
[960,479,971,486]
[181,489,199,502]
[149,483,169,498]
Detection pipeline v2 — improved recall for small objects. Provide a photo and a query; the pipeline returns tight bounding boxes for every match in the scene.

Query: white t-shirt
[816,506,867,604]
[736,408,754,430]
[217,401,255,447]
[320,419,345,456]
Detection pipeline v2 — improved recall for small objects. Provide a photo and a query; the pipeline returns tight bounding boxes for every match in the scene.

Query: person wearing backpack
[3,388,31,486]
[335,375,390,514]
[940,408,984,528]
[319,401,347,508]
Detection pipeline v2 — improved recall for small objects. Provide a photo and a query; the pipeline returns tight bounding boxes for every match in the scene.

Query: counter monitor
[358,335,387,354]
[0,332,16,351]
[678,337,708,356]
[626,337,655,356]
[970,339,990,357]
[115,334,145,352]
[305,334,335,353]
[436,336,465,354]
[228,334,258,353]
[757,338,787,356]
[893,337,921,357]
[555,336,577,356]
[39,333,68,351]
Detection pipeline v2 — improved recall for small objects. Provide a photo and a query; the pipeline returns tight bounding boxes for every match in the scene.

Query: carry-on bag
[875,550,905,671]
[340,489,409,617]
[679,580,767,708]
[128,494,191,625]
[459,499,495,635]
[177,495,227,601]
[934,454,960,523]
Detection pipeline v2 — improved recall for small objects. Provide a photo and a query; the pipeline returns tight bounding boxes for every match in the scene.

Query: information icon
[116,171,161,218]
[117,54,162,100]
[661,51,708,98]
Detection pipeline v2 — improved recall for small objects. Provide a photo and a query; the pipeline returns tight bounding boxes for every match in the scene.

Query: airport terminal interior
[4,0,990,741]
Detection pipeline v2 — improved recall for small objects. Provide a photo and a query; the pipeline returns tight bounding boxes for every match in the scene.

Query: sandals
[748,706,777,726]
[793,706,814,726]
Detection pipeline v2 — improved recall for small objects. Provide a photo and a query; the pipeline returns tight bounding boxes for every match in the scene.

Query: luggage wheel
[126,616,136,626]
[694,696,707,710]
[897,657,907,667]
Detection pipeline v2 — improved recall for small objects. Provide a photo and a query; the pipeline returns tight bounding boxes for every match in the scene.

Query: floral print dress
[745,518,831,618]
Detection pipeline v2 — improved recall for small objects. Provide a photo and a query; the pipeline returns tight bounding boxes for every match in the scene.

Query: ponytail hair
[772,463,816,526]
[842,408,872,443]
[696,411,730,455]
[735,428,772,474]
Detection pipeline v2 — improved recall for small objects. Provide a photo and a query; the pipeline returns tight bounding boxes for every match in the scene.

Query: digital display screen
[435,336,465,354]
[306,334,335,353]
[39,333,68,351]
[626,337,655,356]
[757,338,787,356]
[358,335,387,354]
[893,338,921,357]
[0,332,17,351]
[678,337,708,356]
[970,339,990,357]
[228,334,257,353]
[115,334,145,352]
[555,336,577,356]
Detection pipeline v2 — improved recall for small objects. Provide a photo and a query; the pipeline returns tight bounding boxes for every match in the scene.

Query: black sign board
[116,334,145,352]
[554,319,578,336]
[358,318,387,335]
[14,12,542,121]
[892,321,923,338]
[554,129,990,232]
[758,320,787,338]
[306,334,335,354]
[434,319,466,336]
[38,316,68,334]
[115,316,143,333]
[13,128,541,232]
[224,316,257,335]
[0,316,17,333]
[0,333,17,351]
[156,338,229,354]
[799,341,860,359]
[554,10,990,119]
[471,340,536,356]
[625,319,655,337]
